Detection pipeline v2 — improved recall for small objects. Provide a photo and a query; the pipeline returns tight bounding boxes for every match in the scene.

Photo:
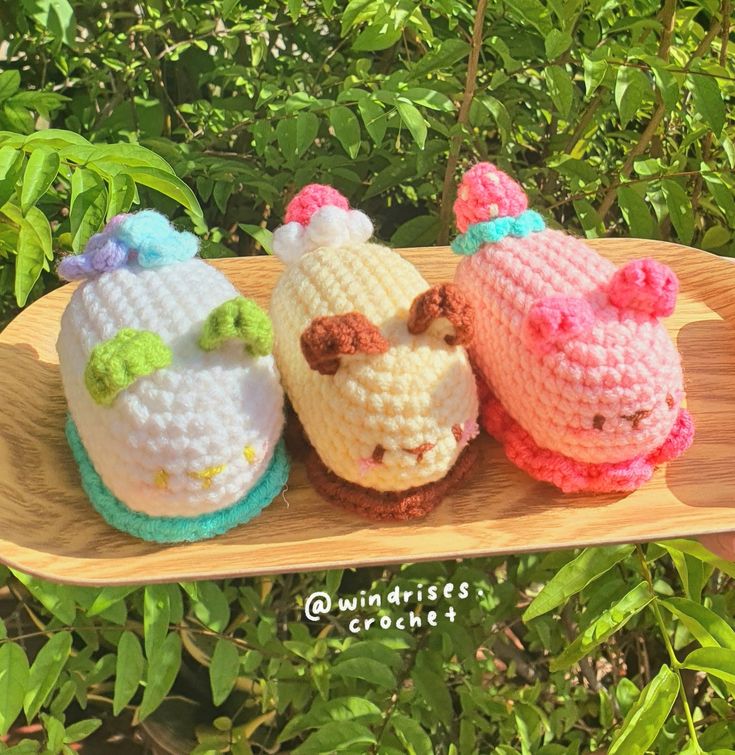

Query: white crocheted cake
[56,211,289,542]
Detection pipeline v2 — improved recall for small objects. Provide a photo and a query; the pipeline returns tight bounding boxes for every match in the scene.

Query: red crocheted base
[305,442,479,521]
[478,379,694,494]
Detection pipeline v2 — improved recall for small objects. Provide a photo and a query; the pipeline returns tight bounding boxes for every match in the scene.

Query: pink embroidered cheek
[453,418,479,446]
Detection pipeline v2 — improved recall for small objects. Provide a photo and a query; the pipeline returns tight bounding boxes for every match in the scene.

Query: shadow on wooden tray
[666,317,735,509]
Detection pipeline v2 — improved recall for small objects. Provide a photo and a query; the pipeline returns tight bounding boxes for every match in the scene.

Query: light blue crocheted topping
[451,210,545,256]
[65,416,290,543]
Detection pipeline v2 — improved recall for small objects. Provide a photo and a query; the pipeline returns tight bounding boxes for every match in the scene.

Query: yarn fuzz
[452,162,694,493]
[270,184,480,517]
[56,210,289,541]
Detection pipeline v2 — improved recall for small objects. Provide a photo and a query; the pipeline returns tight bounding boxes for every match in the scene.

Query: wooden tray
[0,241,733,586]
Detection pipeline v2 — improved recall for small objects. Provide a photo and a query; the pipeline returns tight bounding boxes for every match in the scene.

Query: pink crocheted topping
[478,376,694,493]
[453,163,528,233]
[285,184,350,226]
[455,228,690,475]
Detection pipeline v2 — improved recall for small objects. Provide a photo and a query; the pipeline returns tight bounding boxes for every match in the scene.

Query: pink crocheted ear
[453,163,528,233]
[285,184,350,225]
[608,258,678,318]
[523,296,594,354]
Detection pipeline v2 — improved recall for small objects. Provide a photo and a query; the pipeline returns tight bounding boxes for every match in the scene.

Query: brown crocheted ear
[407,283,474,347]
[300,312,390,375]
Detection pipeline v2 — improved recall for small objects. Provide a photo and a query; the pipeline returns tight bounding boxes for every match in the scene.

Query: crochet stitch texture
[56,211,288,538]
[452,163,694,492]
[270,185,479,503]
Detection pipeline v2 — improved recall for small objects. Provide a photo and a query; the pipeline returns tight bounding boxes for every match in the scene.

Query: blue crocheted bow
[451,210,545,256]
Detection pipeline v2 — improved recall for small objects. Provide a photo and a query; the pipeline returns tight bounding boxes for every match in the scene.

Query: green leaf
[661,178,694,245]
[239,223,273,254]
[9,573,74,623]
[138,633,182,721]
[63,718,102,744]
[412,665,452,728]
[660,539,735,580]
[125,167,203,220]
[357,98,387,146]
[144,585,171,660]
[523,545,634,622]
[0,71,21,103]
[689,73,725,136]
[544,65,574,117]
[545,29,572,60]
[0,146,23,209]
[106,172,136,220]
[0,643,29,735]
[24,129,90,151]
[20,147,60,214]
[15,216,47,306]
[352,17,403,52]
[391,714,433,755]
[210,639,240,707]
[583,57,608,97]
[396,101,427,148]
[661,597,735,650]
[617,186,656,238]
[331,657,396,688]
[551,582,653,670]
[278,697,382,743]
[70,168,106,252]
[43,714,64,754]
[682,647,735,685]
[402,87,453,112]
[702,169,735,219]
[192,581,230,632]
[24,632,73,721]
[608,665,679,755]
[391,215,439,247]
[113,631,144,716]
[276,111,319,162]
[87,587,138,617]
[329,105,361,158]
[293,721,376,754]
[410,39,469,78]
[615,66,649,128]
[701,225,730,250]
[21,0,77,46]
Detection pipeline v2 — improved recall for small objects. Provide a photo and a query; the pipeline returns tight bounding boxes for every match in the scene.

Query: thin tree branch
[436,0,489,245]
[596,2,721,222]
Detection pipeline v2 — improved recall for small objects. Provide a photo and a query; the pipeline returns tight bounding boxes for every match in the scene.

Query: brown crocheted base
[305,442,479,521]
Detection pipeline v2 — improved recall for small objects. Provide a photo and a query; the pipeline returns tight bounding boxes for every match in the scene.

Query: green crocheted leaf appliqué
[85,328,172,406]
[199,296,273,357]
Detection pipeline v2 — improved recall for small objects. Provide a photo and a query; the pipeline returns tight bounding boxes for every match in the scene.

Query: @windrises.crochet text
[303,581,483,634]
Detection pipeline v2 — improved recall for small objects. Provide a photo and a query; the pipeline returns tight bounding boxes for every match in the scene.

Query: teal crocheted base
[65,416,290,543]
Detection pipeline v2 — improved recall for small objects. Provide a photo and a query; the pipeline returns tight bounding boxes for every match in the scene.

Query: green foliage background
[0,0,734,752]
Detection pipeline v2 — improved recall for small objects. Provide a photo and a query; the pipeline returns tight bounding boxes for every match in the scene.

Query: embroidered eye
[621,409,652,429]
[666,393,675,409]
[592,414,606,430]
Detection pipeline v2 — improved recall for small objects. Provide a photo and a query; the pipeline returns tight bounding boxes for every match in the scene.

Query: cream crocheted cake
[56,211,289,541]
[270,185,479,519]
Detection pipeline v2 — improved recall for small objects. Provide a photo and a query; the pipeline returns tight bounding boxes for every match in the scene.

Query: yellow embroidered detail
[187,464,226,489]
[154,468,169,490]
[243,445,256,464]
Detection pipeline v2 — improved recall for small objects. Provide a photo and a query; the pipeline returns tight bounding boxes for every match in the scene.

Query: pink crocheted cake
[451,163,694,493]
